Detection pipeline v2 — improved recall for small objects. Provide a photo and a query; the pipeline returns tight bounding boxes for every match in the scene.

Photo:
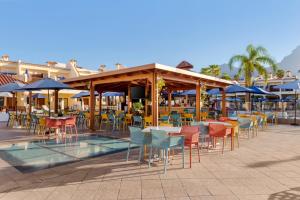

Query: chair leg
[138,146,142,163]
[182,144,185,169]
[164,148,168,174]
[222,137,225,154]
[126,142,131,161]
[189,145,192,168]
[148,146,153,168]
[196,143,200,162]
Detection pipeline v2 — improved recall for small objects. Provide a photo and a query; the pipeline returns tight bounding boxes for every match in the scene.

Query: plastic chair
[190,121,210,148]
[65,116,78,135]
[180,126,200,168]
[159,115,170,123]
[125,114,133,129]
[108,113,117,131]
[126,126,151,162]
[133,115,143,128]
[148,129,185,174]
[170,113,182,127]
[29,114,39,134]
[238,117,254,139]
[144,116,153,128]
[37,117,46,136]
[183,113,194,125]
[208,123,228,154]
[100,113,109,130]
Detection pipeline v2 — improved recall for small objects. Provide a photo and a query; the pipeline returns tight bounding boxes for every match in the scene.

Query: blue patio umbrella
[274,80,300,125]
[0,81,26,125]
[32,93,46,99]
[180,90,196,96]
[71,91,99,98]
[102,92,125,97]
[225,84,254,113]
[207,88,221,95]
[20,78,72,116]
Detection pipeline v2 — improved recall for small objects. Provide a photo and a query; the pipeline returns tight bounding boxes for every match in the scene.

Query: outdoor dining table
[202,121,235,151]
[46,116,72,135]
[141,126,183,159]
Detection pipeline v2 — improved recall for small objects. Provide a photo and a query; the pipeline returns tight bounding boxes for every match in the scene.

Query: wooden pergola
[63,63,232,130]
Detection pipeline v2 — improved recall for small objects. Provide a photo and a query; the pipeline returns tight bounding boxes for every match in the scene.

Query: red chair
[45,118,63,135]
[219,117,229,122]
[208,123,227,154]
[65,116,78,135]
[180,125,200,168]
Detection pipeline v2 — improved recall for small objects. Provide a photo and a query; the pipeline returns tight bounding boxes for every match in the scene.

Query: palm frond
[256,56,278,72]
[228,55,247,71]
[256,46,268,55]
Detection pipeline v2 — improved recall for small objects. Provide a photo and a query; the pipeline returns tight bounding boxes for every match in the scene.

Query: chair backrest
[219,117,229,122]
[144,116,152,126]
[133,115,143,123]
[208,123,227,137]
[190,121,209,135]
[101,113,108,120]
[128,126,148,145]
[238,117,253,128]
[160,115,170,122]
[180,125,199,143]
[108,113,115,121]
[65,116,76,125]
[150,129,170,148]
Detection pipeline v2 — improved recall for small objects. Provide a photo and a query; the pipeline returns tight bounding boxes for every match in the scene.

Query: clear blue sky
[1,0,300,71]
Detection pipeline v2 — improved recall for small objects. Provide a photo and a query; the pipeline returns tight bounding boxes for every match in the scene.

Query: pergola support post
[145,80,149,116]
[54,90,58,114]
[29,92,32,113]
[152,73,158,126]
[168,89,172,113]
[89,82,95,131]
[128,85,132,113]
[221,89,227,117]
[98,92,102,113]
[196,82,201,121]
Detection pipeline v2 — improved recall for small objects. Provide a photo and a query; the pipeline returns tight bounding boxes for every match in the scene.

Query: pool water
[0,135,131,173]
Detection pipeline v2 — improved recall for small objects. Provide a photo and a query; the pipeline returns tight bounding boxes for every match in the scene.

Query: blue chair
[127,126,151,162]
[238,118,254,139]
[267,113,275,125]
[170,113,183,127]
[190,121,209,148]
[148,129,185,174]
[133,115,143,128]
[108,113,117,131]
[29,114,39,134]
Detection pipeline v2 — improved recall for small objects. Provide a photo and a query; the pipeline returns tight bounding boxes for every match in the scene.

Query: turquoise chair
[170,113,183,127]
[238,118,254,139]
[148,129,185,174]
[126,126,151,162]
[133,115,143,128]
[190,121,209,147]
[108,113,117,131]
[160,115,170,123]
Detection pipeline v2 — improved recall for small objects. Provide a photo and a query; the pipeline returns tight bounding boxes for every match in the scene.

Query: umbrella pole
[235,93,238,115]
[48,89,50,117]
[293,91,297,125]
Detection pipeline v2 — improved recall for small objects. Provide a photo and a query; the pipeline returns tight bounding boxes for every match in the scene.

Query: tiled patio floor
[0,125,300,200]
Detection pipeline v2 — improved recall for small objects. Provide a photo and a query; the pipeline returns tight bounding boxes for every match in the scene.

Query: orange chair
[208,123,227,154]
[180,126,200,168]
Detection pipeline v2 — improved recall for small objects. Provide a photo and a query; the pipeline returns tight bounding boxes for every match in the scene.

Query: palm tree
[221,72,231,80]
[200,64,221,77]
[228,44,277,87]
[276,69,285,79]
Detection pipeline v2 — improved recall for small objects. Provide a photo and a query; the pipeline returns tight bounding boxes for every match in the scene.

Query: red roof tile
[0,74,24,86]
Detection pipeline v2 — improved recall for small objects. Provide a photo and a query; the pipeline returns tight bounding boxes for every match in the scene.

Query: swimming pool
[0,135,131,173]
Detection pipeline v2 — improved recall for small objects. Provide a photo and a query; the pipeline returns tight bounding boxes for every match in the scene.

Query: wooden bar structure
[54,90,59,114]
[89,81,95,131]
[29,91,32,113]
[62,63,232,130]
[221,89,227,117]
